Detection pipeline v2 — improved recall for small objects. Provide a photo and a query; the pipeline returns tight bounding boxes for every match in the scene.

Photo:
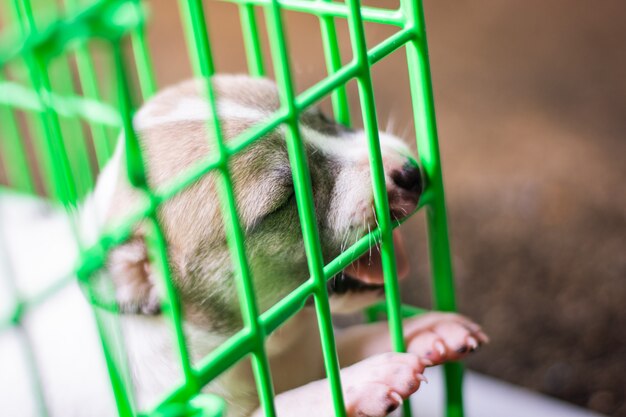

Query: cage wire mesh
[0,0,463,416]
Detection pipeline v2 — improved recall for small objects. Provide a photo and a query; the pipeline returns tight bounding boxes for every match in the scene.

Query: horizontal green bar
[153,327,255,407]
[0,80,121,126]
[367,26,416,64]
[295,26,415,109]
[260,279,315,334]
[0,272,75,332]
[366,300,426,321]
[0,0,145,67]
[221,0,404,27]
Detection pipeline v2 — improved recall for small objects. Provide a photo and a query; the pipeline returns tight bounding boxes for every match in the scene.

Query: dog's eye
[302,107,353,136]
[316,109,331,123]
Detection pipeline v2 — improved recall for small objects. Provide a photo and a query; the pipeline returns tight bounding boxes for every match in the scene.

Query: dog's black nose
[390,163,422,196]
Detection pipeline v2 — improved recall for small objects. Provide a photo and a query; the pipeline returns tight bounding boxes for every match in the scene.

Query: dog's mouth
[328,230,409,295]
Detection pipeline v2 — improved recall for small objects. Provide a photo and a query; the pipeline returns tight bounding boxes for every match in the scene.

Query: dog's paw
[342,352,427,417]
[403,312,489,364]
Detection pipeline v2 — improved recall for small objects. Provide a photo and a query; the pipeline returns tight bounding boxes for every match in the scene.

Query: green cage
[0,0,462,416]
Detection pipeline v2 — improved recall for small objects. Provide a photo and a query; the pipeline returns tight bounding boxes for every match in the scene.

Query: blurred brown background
[2,0,624,415]
[138,1,626,415]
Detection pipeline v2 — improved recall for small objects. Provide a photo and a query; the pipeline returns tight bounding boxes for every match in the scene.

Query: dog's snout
[388,163,422,220]
[390,163,422,195]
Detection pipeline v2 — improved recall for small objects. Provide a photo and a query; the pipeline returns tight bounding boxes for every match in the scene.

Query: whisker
[386,113,397,135]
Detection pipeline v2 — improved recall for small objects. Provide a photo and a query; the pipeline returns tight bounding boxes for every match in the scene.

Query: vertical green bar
[73,44,115,168]
[239,4,266,77]
[11,0,83,205]
[8,0,59,199]
[49,56,95,197]
[81,270,137,417]
[19,0,95,198]
[112,38,198,398]
[130,0,157,100]
[178,1,278,415]
[63,0,113,169]
[262,1,347,416]
[402,0,464,416]
[344,0,409,415]
[317,0,351,126]
[30,54,79,208]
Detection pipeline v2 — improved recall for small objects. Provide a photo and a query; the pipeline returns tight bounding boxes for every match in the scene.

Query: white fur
[134,98,266,130]
[300,126,412,163]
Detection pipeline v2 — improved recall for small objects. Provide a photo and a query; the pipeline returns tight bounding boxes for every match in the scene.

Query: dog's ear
[108,236,161,315]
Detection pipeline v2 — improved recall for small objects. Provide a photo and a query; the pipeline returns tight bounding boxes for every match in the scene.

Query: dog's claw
[421,358,434,367]
[402,312,489,367]
[390,391,403,404]
[467,336,479,350]
[434,341,446,356]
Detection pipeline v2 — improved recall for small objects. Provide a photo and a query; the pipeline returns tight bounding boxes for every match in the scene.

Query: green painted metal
[0,0,463,416]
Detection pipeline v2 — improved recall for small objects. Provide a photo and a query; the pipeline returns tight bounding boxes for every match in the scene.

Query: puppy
[0,74,487,417]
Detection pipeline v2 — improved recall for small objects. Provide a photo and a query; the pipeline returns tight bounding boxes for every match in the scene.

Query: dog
[0,74,487,417]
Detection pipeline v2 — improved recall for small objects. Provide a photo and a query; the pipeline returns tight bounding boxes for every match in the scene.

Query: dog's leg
[108,237,161,315]
[250,352,427,417]
[336,312,489,367]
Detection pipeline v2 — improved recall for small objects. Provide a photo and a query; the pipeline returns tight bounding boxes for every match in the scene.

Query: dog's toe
[404,313,488,364]
[343,353,426,417]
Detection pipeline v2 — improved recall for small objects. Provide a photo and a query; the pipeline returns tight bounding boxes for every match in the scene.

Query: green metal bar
[112,37,199,399]
[49,56,95,196]
[129,0,157,99]
[73,46,116,167]
[63,0,114,168]
[0,80,121,127]
[317,0,351,126]
[346,0,405,358]
[344,0,409,415]
[402,0,463,416]
[29,55,80,207]
[81,271,137,417]
[154,328,256,407]
[21,0,95,198]
[0,0,147,68]
[8,0,59,199]
[0,273,76,333]
[178,1,278,415]
[238,4,266,76]
[222,0,404,27]
[262,1,348,416]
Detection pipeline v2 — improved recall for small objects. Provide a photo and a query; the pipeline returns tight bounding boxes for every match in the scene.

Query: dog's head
[102,75,422,331]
